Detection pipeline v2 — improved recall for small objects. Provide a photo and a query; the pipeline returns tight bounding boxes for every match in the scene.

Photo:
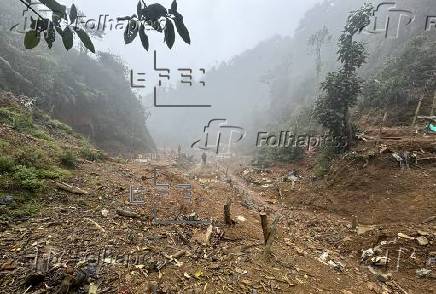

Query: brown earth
[0,127,435,293]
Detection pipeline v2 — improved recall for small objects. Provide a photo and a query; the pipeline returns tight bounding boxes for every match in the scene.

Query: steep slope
[0,90,107,221]
[0,0,155,154]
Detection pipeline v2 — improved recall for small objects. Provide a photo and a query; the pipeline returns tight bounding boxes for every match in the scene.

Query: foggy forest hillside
[0,0,435,293]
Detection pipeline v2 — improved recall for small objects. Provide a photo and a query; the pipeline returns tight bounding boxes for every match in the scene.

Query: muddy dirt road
[1,154,435,293]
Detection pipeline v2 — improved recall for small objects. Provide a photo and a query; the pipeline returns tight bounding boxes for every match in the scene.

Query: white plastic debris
[416,268,432,278]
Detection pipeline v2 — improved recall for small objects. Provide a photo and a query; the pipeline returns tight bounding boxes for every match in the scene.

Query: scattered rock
[361,248,375,261]
[371,256,388,266]
[319,251,329,263]
[417,230,430,236]
[357,225,375,235]
[183,272,191,279]
[368,266,391,283]
[416,236,429,246]
[236,215,246,223]
[88,283,98,294]
[367,281,381,293]
[328,260,344,272]
[101,209,109,217]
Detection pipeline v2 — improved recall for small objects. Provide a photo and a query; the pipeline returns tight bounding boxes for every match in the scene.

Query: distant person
[201,152,207,166]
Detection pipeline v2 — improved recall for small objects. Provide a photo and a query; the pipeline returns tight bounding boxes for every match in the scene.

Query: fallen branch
[55,182,88,195]
[84,218,105,233]
[416,157,436,162]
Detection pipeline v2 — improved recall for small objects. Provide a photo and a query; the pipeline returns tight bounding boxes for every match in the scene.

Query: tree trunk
[431,91,436,116]
[344,108,353,150]
[412,97,423,127]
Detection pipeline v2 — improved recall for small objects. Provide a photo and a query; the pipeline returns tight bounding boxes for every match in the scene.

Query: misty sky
[59,0,322,147]
[63,0,321,85]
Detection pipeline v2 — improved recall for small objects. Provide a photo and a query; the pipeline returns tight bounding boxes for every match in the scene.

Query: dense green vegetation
[359,35,436,125]
[0,92,104,220]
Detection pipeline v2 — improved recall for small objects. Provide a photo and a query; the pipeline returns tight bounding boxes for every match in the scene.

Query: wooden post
[260,213,270,244]
[351,215,358,230]
[412,97,423,127]
[376,112,388,146]
[276,185,283,200]
[224,200,232,225]
[431,91,436,116]
[265,216,281,255]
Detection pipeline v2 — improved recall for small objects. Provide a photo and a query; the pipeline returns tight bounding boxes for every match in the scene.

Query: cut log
[116,208,142,219]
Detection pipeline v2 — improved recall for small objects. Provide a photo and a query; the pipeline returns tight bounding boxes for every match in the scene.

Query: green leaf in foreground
[62,26,74,50]
[164,18,175,49]
[76,29,96,53]
[24,30,40,49]
[139,24,149,50]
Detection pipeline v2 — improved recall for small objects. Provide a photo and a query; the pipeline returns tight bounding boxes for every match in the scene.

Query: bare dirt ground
[1,129,435,293]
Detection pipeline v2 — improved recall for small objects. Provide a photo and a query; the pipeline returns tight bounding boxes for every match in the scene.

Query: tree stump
[224,200,233,226]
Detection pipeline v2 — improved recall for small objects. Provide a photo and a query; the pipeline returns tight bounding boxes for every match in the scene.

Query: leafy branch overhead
[16,0,190,53]
[18,0,94,52]
[120,0,190,50]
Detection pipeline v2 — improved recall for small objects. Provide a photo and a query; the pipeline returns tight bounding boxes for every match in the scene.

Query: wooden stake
[260,213,270,244]
[375,112,388,146]
[265,216,281,255]
[412,97,423,127]
[224,200,232,225]
[431,91,436,116]
[351,215,358,230]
